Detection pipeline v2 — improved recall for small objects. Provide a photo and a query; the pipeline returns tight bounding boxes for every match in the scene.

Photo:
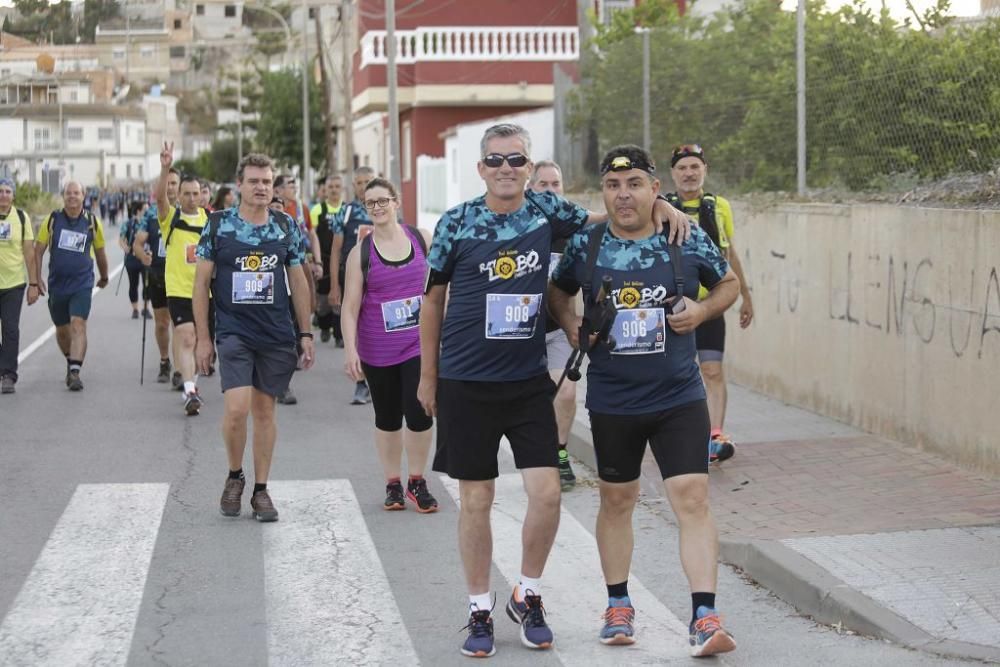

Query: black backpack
[359,225,428,291]
[663,192,720,249]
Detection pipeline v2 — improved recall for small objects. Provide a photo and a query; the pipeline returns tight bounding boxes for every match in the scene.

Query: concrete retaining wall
[725,202,1000,472]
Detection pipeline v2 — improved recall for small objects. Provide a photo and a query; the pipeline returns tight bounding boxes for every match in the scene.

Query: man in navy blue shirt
[549,145,739,658]
[418,124,689,658]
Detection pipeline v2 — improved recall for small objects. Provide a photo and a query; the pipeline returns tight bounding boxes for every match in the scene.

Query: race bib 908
[485,293,541,340]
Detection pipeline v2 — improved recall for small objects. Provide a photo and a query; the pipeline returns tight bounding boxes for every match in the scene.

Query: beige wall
[725,202,1000,472]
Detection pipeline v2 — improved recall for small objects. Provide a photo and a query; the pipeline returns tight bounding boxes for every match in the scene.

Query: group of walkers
[0,122,753,659]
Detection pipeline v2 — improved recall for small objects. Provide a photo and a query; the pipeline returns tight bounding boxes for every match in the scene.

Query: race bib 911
[232,271,274,304]
[611,307,666,355]
[381,295,422,332]
[485,293,541,340]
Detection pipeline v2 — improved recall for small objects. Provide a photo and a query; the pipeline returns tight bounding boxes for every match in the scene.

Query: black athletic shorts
[362,356,433,433]
[216,334,297,397]
[167,297,215,340]
[589,399,711,483]
[146,267,168,309]
[433,373,559,481]
[695,314,725,360]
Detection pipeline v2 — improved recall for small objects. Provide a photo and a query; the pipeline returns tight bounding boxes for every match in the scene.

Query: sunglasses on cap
[482,152,530,169]
[671,144,706,166]
[600,154,656,176]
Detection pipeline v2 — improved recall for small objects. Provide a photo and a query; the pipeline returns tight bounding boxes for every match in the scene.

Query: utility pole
[641,28,650,153]
[301,0,311,201]
[341,0,354,175]
[796,0,806,195]
[386,0,401,189]
[124,0,130,83]
[236,53,243,163]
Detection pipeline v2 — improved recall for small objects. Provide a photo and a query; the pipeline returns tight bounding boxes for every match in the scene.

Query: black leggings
[126,264,145,304]
[361,356,433,432]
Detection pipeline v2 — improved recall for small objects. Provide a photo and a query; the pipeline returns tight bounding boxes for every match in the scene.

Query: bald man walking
[33,181,109,391]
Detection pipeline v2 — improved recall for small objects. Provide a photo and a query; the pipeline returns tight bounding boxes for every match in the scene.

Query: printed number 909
[244,279,264,293]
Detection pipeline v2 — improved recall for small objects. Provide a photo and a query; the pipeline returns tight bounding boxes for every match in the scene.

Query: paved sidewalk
[566,381,1000,663]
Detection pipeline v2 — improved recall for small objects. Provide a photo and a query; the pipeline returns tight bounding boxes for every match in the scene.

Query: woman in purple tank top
[341,179,438,513]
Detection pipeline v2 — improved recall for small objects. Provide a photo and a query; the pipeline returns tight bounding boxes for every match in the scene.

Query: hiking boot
[67,370,83,391]
[384,481,406,510]
[461,609,496,658]
[600,597,636,645]
[689,606,736,657]
[131,310,139,320]
[184,388,203,416]
[320,328,331,343]
[171,371,183,391]
[709,434,736,463]
[157,359,171,383]
[220,476,245,517]
[557,448,576,491]
[277,386,298,405]
[1,375,15,394]
[506,587,553,649]
[351,381,370,405]
[406,478,438,513]
[251,489,279,522]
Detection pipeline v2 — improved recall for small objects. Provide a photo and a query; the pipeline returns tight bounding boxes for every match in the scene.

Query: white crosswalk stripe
[441,473,692,664]
[0,483,169,667]
[262,479,419,666]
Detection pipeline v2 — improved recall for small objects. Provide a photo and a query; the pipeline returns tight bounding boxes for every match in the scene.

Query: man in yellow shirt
[33,181,109,391]
[156,141,209,415]
[668,144,754,463]
[0,178,40,393]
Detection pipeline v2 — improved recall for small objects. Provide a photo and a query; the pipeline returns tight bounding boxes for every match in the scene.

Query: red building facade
[352,0,580,221]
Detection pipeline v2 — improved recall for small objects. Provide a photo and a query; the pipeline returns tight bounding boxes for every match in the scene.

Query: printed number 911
[245,279,264,293]
[622,319,647,338]
[394,304,414,320]
[505,304,531,323]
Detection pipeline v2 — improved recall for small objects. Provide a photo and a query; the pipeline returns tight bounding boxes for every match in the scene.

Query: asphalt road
[0,243,967,666]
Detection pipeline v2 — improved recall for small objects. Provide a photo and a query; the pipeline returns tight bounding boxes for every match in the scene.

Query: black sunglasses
[482,152,529,169]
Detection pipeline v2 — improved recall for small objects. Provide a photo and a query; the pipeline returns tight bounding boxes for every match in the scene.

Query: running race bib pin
[611,307,666,355]
[381,295,422,332]
[485,293,541,340]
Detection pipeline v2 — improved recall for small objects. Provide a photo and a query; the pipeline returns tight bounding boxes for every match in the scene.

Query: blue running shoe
[600,597,636,645]
[709,434,736,463]
[689,606,736,657]
[460,609,496,658]
[505,587,553,649]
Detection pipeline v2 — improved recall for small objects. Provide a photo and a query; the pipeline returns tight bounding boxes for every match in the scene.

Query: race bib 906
[611,307,666,355]
[485,293,541,340]
[232,271,274,304]
[381,295,422,332]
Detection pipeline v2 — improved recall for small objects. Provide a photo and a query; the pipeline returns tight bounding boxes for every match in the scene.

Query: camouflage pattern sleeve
[686,225,729,289]
[285,215,306,267]
[533,190,590,239]
[425,203,465,277]
[550,226,587,295]
[195,213,218,261]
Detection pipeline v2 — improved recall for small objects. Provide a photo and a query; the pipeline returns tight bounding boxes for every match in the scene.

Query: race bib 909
[232,271,274,304]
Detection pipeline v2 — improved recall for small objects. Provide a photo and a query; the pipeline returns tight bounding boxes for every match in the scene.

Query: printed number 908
[505,305,531,323]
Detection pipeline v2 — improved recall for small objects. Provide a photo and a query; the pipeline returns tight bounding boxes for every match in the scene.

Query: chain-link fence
[568,0,1000,204]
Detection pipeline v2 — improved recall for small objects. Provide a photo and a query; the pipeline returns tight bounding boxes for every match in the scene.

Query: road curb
[565,419,1000,664]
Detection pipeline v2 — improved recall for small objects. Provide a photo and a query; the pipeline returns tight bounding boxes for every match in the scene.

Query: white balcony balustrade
[360,26,579,68]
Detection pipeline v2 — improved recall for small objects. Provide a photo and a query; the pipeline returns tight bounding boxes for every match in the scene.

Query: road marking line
[17,262,124,364]
[263,480,419,666]
[0,483,169,667]
[441,473,690,664]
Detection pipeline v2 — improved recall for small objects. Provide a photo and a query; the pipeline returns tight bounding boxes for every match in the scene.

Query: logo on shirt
[235,253,279,272]
[611,281,668,309]
[480,249,542,282]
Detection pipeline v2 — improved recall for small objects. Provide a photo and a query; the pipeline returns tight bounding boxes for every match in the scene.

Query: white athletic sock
[183,380,196,395]
[519,576,542,598]
[469,593,492,613]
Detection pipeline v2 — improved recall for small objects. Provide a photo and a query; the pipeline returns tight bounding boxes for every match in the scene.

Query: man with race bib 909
[548,145,739,658]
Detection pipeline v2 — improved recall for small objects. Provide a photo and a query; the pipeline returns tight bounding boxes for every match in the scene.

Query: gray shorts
[217,334,297,397]
[545,329,573,371]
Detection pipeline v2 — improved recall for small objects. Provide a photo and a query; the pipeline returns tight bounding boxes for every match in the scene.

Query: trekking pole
[140,268,149,385]
[114,262,126,296]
